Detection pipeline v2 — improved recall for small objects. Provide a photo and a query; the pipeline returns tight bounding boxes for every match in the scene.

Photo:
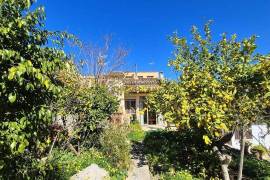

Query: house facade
[120,72,165,126]
[106,71,165,126]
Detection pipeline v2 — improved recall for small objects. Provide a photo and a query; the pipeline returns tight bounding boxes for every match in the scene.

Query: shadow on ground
[131,142,148,167]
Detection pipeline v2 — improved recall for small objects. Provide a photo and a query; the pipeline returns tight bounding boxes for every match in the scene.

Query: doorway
[148,110,156,125]
[125,99,136,122]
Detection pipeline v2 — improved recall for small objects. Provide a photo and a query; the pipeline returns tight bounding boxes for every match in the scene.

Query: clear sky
[36,0,270,79]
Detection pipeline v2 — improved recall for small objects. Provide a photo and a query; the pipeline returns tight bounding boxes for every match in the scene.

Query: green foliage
[125,84,159,93]
[99,123,131,170]
[49,148,127,179]
[148,22,268,146]
[75,85,119,147]
[0,0,75,178]
[146,22,270,179]
[0,152,56,179]
[230,155,270,179]
[128,122,146,142]
[143,130,220,179]
[254,55,270,125]
[56,64,119,148]
[252,145,269,155]
[160,170,200,180]
[79,85,119,130]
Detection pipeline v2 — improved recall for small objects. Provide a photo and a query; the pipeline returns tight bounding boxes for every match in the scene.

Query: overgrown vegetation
[44,123,131,179]
[252,145,270,157]
[128,122,146,142]
[0,0,72,178]
[0,1,130,179]
[148,22,270,179]
[143,130,220,179]
[230,152,270,179]
[56,64,120,150]
[100,123,131,170]
[160,171,199,180]
[2,1,270,179]
[144,130,270,179]
[48,148,127,179]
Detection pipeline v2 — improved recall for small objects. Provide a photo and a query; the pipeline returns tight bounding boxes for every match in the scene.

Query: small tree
[55,62,119,151]
[148,22,269,179]
[79,35,128,83]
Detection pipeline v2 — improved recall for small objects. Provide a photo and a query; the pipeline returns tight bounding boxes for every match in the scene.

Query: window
[125,99,136,122]
[125,99,136,113]
[147,76,154,78]
[139,96,147,124]
[138,76,143,79]
[139,96,146,109]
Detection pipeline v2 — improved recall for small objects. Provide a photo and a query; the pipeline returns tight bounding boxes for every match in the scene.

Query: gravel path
[127,142,151,180]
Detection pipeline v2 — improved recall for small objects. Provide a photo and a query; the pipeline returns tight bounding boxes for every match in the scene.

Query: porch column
[135,95,141,124]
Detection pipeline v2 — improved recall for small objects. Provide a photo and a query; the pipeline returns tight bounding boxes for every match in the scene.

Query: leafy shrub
[0,0,73,178]
[49,148,126,179]
[56,80,120,148]
[230,155,270,179]
[128,122,145,142]
[76,85,119,147]
[252,145,269,155]
[99,123,131,170]
[244,158,270,179]
[160,170,200,180]
[0,153,56,179]
[143,130,220,179]
[79,85,119,129]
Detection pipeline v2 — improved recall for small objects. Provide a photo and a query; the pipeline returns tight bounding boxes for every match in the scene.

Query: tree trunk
[68,142,80,156]
[221,163,230,180]
[48,132,58,156]
[213,146,231,180]
[237,128,246,180]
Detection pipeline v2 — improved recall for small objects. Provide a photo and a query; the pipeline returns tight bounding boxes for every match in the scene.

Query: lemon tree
[148,22,269,179]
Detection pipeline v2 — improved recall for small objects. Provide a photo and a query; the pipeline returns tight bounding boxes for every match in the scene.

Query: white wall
[230,124,270,149]
[230,133,240,150]
[251,125,270,149]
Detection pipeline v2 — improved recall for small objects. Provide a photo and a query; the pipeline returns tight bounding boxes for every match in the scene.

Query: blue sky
[37,0,270,79]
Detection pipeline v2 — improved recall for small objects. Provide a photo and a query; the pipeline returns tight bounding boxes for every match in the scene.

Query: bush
[0,153,55,179]
[57,84,120,148]
[0,0,71,178]
[128,122,145,142]
[244,158,270,179]
[49,148,126,179]
[252,145,269,155]
[99,123,131,170]
[143,130,220,179]
[160,170,200,180]
[230,155,270,179]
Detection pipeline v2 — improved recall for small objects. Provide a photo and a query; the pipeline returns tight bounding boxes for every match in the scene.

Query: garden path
[127,142,152,180]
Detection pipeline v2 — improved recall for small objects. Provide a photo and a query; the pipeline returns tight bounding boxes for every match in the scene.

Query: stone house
[107,72,165,126]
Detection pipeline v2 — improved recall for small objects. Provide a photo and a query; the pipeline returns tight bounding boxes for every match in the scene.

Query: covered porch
[124,93,164,126]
